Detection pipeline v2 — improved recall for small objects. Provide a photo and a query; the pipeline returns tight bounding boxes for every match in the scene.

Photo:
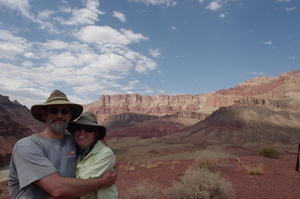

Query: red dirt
[220,153,300,199]
[117,159,194,197]
[117,153,300,199]
[1,152,300,199]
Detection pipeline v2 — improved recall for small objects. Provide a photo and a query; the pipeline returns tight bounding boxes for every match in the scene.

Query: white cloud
[121,80,140,92]
[37,10,54,20]
[199,0,205,3]
[262,40,273,45]
[220,13,225,18]
[121,29,148,43]
[54,0,104,26]
[22,61,33,67]
[24,52,38,59]
[285,7,296,12]
[75,25,148,45]
[128,0,177,7]
[0,0,35,21]
[0,1,159,107]
[171,26,177,30]
[149,48,161,58]
[0,29,32,60]
[112,11,126,23]
[43,40,69,50]
[0,29,157,106]
[206,0,222,11]
[135,56,157,73]
[49,52,83,67]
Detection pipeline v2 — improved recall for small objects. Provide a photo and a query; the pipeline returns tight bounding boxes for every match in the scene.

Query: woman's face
[74,127,97,149]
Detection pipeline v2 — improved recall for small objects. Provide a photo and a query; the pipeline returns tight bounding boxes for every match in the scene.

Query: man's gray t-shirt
[8,133,77,199]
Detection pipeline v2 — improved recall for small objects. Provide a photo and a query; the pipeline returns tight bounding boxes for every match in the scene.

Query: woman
[67,112,118,199]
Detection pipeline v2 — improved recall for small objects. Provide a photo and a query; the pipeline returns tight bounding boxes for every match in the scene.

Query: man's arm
[35,168,118,198]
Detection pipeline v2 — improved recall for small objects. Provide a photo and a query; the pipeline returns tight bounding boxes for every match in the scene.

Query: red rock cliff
[84,70,300,121]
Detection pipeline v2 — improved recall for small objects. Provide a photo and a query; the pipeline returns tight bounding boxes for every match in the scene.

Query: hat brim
[67,123,107,140]
[31,101,83,123]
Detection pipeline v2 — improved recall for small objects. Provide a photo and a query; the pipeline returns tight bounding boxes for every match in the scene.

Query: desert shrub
[194,150,232,172]
[259,146,280,159]
[244,165,264,175]
[166,167,234,199]
[123,180,163,199]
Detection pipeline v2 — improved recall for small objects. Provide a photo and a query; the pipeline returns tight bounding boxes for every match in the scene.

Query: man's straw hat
[31,90,83,122]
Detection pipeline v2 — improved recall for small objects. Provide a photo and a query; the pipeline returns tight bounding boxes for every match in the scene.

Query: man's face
[44,105,72,135]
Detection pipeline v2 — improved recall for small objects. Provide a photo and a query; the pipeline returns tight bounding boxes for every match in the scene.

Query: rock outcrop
[85,70,300,121]
[103,113,159,130]
[0,95,43,166]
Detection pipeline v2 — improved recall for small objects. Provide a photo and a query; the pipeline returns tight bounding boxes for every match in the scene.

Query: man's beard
[47,120,69,134]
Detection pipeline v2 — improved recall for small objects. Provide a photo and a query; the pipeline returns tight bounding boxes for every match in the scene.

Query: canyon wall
[85,70,300,121]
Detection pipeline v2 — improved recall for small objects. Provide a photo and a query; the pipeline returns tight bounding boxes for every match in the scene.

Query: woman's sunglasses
[75,126,95,133]
[47,107,70,115]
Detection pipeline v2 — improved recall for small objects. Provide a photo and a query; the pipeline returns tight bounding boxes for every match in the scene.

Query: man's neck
[39,127,65,139]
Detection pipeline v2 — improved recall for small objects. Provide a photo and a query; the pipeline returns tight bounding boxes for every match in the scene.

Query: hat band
[47,97,70,103]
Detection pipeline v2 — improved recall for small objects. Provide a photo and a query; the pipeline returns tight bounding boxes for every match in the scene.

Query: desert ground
[1,137,300,199]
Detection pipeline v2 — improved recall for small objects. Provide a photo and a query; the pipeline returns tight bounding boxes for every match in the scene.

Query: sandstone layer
[85,70,300,121]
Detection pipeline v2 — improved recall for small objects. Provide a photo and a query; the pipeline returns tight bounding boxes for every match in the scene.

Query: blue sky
[0,0,299,107]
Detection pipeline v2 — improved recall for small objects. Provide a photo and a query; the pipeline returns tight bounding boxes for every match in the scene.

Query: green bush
[259,146,280,159]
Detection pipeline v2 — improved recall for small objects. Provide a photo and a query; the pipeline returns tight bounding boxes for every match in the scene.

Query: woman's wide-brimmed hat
[67,112,107,140]
[31,89,83,122]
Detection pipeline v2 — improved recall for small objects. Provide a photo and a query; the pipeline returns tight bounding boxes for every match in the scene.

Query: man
[8,90,118,198]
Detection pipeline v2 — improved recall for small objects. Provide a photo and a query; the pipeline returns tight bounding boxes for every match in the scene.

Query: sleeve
[84,148,116,179]
[12,142,57,189]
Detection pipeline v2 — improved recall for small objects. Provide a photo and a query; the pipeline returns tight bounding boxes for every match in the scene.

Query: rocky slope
[103,111,210,130]
[164,105,300,146]
[103,113,159,131]
[85,70,300,121]
[0,95,43,166]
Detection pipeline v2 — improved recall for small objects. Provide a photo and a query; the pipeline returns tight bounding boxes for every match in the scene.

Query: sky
[0,0,299,108]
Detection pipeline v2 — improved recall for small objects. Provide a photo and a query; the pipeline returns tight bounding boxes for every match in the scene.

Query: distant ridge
[85,70,300,121]
[165,105,300,146]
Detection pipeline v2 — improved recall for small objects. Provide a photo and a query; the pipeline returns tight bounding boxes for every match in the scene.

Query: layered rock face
[0,95,43,166]
[85,70,300,121]
[85,94,211,121]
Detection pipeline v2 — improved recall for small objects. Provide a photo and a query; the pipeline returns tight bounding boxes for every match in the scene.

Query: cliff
[85,70,300,121]
[0,95,43,166]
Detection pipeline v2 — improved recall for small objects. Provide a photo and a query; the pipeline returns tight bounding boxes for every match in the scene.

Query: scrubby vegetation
[244,164,264,175]
[123,149,235,199]
[194,149,233,172]
[123,180,162,199]
[259,146,280,159]
[166,167,234,199]
[166,149,234,199]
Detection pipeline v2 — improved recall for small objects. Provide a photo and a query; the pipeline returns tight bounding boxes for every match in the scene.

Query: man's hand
[99,166,118,187]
